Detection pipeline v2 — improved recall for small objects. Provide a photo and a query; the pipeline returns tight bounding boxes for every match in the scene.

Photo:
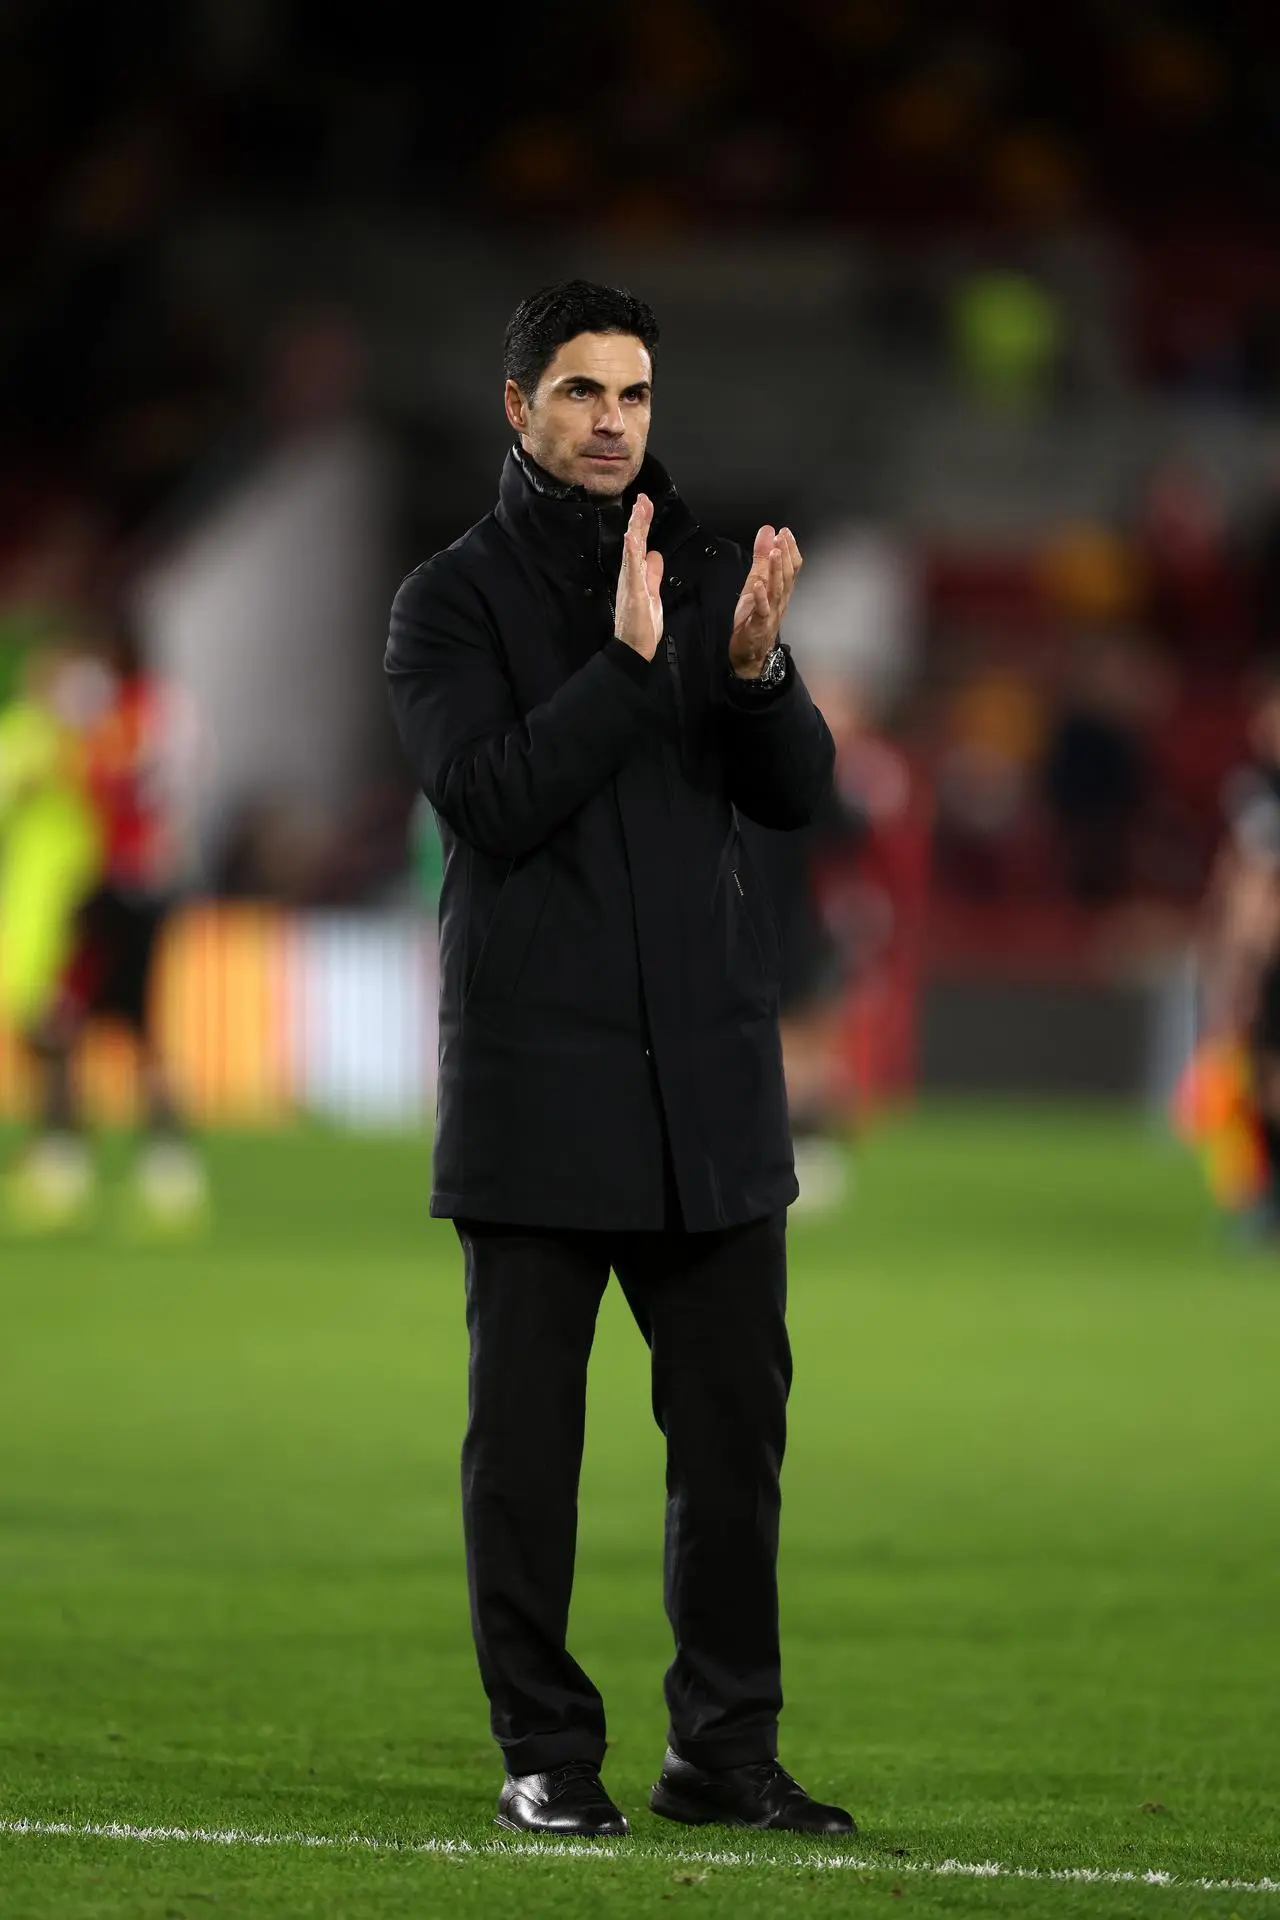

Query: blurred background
[5,0,1280,1141]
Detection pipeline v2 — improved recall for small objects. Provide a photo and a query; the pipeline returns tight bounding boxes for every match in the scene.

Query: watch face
[731,647,785,689]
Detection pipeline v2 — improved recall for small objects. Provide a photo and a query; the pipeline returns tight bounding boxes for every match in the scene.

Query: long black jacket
[385,448,835,1231]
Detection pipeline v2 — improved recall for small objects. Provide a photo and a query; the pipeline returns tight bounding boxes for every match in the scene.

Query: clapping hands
[729,526,802,679]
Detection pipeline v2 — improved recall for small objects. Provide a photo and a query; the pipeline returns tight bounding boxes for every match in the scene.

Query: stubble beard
[579,472,631,499]
[533,433,640,498]
[576,449,641,498]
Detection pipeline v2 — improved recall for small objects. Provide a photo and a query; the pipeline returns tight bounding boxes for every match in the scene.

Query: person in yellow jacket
[0,647,104,1227]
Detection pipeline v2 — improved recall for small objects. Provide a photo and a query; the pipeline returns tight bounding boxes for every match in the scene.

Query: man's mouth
[582,450,628,462]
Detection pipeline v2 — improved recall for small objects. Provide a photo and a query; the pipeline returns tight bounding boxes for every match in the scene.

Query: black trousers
[454,1212,791,1776]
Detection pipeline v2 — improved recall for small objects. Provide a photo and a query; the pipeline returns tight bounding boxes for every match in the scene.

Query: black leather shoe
[649,1748,856,1835]
[496,1760,628,1836]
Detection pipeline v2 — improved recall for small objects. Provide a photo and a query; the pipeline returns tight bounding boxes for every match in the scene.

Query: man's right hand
[614,494,664,661]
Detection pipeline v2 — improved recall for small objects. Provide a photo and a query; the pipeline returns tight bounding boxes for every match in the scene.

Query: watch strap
[729,643,789,694]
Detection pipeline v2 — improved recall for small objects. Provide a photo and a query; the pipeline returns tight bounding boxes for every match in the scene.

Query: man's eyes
[566,385,649,402]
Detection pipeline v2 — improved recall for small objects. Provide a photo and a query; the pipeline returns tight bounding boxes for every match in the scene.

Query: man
[1,622,208,1234]
[74,618,208,1232]
[744,772,867,1213]
[0,643,103,1228]
[385,281,853,1839]
[1189,665,1280,1224]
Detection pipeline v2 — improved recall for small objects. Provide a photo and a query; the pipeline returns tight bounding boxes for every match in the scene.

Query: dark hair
[503,279,659,397]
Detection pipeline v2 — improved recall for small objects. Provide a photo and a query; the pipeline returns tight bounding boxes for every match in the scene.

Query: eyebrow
[553,374,652,395]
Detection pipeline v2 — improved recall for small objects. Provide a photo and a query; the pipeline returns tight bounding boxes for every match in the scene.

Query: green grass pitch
[1,1108,1278,1917]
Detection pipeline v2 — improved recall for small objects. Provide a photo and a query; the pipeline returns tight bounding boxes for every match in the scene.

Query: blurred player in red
[70,617,209,1231]
[1180,665,1280,1228]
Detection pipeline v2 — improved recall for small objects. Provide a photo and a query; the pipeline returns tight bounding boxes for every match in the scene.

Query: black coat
[385,449,835,1230]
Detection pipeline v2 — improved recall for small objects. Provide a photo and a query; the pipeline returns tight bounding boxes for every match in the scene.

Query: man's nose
[592,402,625,437]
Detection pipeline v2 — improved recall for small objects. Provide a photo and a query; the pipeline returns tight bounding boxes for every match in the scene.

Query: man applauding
[386,280,854,1841]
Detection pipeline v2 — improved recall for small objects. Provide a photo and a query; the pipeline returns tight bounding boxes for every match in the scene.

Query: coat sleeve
[385,554,666,861]
[719,649,837,830]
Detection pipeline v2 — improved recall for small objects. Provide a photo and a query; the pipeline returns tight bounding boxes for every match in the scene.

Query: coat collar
[495,444,698,581]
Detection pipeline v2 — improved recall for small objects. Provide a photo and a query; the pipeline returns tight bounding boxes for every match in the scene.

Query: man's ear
[504,378,529,434]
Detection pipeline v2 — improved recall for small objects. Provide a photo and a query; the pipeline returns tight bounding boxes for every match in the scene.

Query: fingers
[625,493,652,548]
[616,497,663,653]
[776,527,799,596]
[747,538,784,629]
[752,522,802,598]
[752,523,801,563]
[730,525,801,666]
[768,526,803,617]
[620,493,652,589]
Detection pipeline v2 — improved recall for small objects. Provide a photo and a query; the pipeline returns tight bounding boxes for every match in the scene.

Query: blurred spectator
[951,268,1065,410]
[782,522,917,719]
[1041,631,1153,906]
[1138,459,1252,673]
[1203,668,1280,1043]
[932,642,1048,898]
[1036,522,1143,632]
[744,673,868,1210]
[745,776,866,1210]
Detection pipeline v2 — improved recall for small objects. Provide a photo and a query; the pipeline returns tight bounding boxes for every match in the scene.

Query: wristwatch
[732,643,788,692]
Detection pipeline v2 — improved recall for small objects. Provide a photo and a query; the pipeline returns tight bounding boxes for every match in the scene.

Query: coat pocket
[730,858,781,986]
[465,856,554,1007]
[716,835,780,1014]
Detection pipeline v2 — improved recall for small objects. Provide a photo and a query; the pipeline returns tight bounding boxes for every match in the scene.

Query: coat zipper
[665,626,688,767]
[732,861,772,976]
[662,524,704,772]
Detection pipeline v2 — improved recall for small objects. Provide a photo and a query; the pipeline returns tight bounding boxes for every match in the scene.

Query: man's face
[505,331,652,497]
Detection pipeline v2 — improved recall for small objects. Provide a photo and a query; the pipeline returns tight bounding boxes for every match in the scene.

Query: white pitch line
[2,1816,1278,1895]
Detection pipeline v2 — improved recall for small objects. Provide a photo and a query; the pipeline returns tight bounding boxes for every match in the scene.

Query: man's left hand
[729,526,802,678]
